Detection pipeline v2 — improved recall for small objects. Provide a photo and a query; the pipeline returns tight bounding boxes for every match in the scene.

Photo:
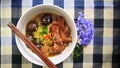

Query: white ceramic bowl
[16,5,77,66]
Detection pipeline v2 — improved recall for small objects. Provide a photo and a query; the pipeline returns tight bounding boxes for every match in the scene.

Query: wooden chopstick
[8,22,57,68]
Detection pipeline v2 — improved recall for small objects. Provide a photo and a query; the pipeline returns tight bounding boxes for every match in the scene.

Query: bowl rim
[15,4,77,66]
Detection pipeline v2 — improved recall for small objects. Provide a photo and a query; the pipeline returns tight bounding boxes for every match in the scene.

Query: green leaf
[73,43,83,60]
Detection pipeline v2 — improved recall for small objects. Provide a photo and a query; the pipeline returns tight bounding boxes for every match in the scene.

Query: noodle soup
[25,12,72,57]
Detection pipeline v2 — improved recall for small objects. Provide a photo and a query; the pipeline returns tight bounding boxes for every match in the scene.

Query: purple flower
[75,12,95,46]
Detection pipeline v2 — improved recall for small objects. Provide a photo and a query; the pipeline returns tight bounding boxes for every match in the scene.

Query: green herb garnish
[40,25,48,35]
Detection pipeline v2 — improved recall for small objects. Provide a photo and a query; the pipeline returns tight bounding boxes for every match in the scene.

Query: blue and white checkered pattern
[1,0,120,68]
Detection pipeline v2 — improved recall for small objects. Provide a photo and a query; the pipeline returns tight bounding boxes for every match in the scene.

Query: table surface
[1,0,120,68]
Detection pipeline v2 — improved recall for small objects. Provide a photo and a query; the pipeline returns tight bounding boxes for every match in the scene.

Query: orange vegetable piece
[44,34,50,39]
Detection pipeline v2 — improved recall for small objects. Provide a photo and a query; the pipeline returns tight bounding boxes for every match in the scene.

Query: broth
[25,12,72,57]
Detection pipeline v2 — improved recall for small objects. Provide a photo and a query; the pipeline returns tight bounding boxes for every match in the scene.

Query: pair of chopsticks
[8,22,57,68]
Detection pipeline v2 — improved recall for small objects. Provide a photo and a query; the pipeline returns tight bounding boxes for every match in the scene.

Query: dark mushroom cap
[41,13,53,25]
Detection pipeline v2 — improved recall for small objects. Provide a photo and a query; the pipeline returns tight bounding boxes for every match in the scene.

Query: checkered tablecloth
[1,0,120,68]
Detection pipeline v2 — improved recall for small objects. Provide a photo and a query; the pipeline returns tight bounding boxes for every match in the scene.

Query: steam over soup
[25,12,72,57]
